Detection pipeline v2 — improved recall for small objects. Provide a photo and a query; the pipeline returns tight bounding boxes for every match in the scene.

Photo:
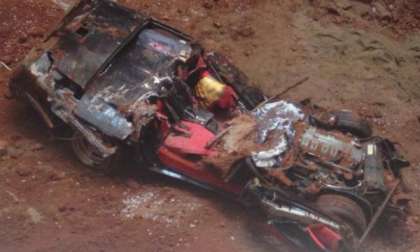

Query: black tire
[71,131,119,174]
[316,194,367,236]
[205,52,265,110]
[333,111,372,138]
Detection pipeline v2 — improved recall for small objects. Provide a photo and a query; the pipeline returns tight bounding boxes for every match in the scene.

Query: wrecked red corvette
[8,0,410,251]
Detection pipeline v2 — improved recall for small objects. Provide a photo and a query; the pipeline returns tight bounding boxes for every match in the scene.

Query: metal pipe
[25,93,55,129]
[260,198,341,231]
[357,179,400,248]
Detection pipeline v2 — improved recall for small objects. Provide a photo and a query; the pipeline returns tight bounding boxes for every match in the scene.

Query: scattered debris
[120,190,202,226]
[0,61,12,71]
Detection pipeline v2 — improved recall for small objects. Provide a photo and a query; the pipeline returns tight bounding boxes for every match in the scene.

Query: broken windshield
[82,27,192,108]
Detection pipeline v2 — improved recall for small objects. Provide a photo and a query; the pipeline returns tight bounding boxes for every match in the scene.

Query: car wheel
[332,111,372,138]
[205,52,265,110]
[71,131,119,174]
[316,194,367,236]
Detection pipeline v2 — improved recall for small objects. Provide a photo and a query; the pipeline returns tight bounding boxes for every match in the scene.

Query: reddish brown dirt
[1,0,420,252]
[0,1,62,65]
[383,0,420,32]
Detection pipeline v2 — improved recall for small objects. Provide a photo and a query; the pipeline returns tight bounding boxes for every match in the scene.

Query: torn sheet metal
[252,136,288,168]
[251,101,304,168]
[52,0,146,88]
[29,53,54,90]
[75,96,134,140]
[69,27,191,141]
[82,28,191,109]
[51,89,117,156]
[253,101,305,143]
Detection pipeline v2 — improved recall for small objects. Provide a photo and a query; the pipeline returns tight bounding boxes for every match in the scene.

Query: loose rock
[125,178,141,189]
[49,171,67,181]
[16,166,32,177]
[372,2,392,21]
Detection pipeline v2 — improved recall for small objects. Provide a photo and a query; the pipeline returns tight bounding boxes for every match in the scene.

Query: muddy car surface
[9,0,410,251]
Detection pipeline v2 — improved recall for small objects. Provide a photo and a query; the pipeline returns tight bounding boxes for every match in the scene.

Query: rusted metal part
[77,26,192,140]
[260,199,341,231]
[51,89,117,157]
[269,169,294,187]
[129,101,157,141]
[357,179,401,248]
[14,0,195,153]
[363,142,386,191]
[203,114,257,177]
[75,96,134,140]
[204,102,307,178]
[51,0,146,88]
[298,125,364,166]
[44,0,94,41]
[206,101,361,185]
[304,153,355,175]
[27,53,55,92]
[9,65,49,102]
[25,93,55,129]
[305,182,322,194]
[253,76,309,111]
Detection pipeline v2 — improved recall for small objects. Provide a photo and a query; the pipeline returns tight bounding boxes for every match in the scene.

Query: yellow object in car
[195,73,226,107]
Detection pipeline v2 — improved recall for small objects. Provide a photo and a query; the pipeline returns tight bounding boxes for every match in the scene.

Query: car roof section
[48,0,146,88]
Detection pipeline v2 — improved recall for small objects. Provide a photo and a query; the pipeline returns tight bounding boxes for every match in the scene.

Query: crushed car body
[10,0,196,157]
[9,0,410,251]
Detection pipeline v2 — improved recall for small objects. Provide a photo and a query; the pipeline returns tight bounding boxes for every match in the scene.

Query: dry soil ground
[1,0,420,251]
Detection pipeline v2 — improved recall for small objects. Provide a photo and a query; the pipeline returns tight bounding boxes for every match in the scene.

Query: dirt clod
[15,166,32,177]
[48,171,67,181]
